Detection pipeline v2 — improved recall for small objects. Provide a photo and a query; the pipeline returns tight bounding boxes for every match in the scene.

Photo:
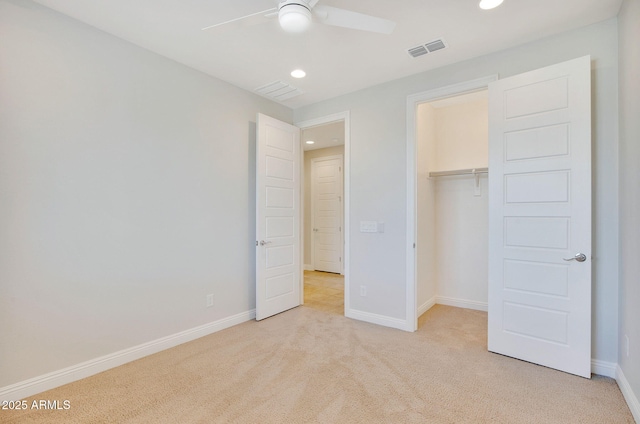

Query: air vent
[408,45,428,58]
[425,39,446,52]
[407,38,448,58]
[255,80,304,101]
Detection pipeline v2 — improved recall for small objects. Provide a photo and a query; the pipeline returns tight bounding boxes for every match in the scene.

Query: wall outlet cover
[360,221,377,233]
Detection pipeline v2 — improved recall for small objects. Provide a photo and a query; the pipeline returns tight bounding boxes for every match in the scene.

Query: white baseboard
[0,309,256,402]
[436,295,488,312]
[617,365,640,423]
[304,264,314,271]
[591,359,617,378]
[346,308,411,332]
[418,297,437,317]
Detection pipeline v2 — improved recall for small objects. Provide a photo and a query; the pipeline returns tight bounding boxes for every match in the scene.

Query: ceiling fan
[202,0,396,35]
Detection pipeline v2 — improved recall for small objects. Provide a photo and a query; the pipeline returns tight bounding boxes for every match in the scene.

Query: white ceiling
[302,121,345,151]
[33,0,622,109]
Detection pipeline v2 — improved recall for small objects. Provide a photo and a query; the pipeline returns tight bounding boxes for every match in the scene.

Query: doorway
[296,112,350,315]
[415,89,490,326]
[406,76,497,330]
[406,57,593,378]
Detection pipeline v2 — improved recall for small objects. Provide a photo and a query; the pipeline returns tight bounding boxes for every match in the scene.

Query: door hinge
[339,226,342,232]
[413,243,416,248]
[339,166,342,172]
[339,257,342,262]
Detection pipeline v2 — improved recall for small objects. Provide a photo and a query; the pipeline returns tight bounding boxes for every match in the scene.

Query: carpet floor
[1,302,633,423]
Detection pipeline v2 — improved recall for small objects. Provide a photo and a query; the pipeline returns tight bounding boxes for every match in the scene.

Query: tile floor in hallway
[303,270,344,315]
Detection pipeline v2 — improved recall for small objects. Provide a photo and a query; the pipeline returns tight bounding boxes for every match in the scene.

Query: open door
[256,113,301,320]
[488,56,592,377]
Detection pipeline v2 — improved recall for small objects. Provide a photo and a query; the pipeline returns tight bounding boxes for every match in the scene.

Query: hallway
[303,270,344,315]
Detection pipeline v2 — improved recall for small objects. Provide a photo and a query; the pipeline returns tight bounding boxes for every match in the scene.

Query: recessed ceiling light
[479,0,503,10]
[305,140,315,145]
[291,69,306,78]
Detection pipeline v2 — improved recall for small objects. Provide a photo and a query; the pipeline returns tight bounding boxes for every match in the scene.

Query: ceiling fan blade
[202,7,277,32]
[313,5,396,35]
[307,0,321,7]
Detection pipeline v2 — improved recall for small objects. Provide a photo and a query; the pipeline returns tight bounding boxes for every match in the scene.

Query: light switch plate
[360,221,378,233]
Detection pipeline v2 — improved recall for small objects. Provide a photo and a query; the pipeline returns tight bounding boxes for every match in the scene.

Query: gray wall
[0,0,291,387]
[294,18,620,363]
[618,0,640,412]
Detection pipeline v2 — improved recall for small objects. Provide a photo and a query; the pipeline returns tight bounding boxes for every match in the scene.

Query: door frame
[295,111,350,310]
[310,154,344,274]
[405,76,497,331]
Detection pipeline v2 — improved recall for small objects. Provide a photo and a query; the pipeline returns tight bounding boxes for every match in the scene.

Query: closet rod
[429,167,488,178]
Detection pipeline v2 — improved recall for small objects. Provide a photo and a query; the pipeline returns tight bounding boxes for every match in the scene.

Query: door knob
[563,253,587,262]
[259,240,272,246]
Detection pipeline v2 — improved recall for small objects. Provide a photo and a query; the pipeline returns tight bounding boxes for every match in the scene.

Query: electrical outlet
[625,335,630,357]
[360,285,367,297]
[206,294,214,308]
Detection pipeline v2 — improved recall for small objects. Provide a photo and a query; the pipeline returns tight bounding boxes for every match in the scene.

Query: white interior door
[488,56,592,377]
[312,155,343,273]
[256,113,301,321]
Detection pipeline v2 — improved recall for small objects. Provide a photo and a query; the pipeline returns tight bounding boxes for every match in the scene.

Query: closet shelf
[428,167,488,178]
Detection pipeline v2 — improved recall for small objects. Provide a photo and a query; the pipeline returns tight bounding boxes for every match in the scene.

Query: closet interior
[416,90,490,316]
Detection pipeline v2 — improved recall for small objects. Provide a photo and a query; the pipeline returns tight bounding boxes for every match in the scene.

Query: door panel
[312,156,343,273]
[488,56,591,377]
[256,113,301,321]
[504,124,569,160]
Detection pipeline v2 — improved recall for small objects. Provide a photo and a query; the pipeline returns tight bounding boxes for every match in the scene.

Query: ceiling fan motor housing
[278,1,313,33]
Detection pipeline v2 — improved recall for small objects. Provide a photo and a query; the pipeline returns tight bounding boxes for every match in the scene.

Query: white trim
[304,264,314,271]
[406,75,498,332]
[0,310,255,402]
[406,93,417,332]
[418,297,437,317]
[590,359,617,378]
[296,111,350,315]
[617,365,640,423]
[295,112,348,130]
[346,308,410,331]
[436,296,488,312]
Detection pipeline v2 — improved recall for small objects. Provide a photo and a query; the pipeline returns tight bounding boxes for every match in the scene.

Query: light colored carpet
[2,304,633,423]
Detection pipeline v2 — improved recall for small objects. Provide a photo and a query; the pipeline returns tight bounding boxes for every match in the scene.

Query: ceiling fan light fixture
[279,3,312,33]
[479,0,504,10]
